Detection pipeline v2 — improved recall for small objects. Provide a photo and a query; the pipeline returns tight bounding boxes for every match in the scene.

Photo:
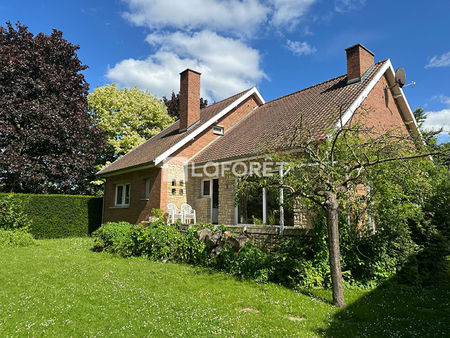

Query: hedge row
[0,193,102,239]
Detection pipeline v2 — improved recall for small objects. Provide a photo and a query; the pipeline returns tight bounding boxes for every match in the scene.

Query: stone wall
[165,164,187,208]
[180,224,310,252]
[227,225,310,251]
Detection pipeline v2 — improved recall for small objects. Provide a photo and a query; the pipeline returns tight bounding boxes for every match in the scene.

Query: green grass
[0,238,448,337]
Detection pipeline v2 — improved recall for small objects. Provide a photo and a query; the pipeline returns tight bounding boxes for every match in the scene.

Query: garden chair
[167,203,182,224]
[181,203,196,225]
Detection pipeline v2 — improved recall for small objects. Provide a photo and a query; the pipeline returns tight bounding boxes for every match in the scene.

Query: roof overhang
[97,162,156,178]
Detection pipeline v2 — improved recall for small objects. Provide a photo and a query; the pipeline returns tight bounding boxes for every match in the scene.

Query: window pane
[172,179,176,186]
[124,184,130,204]
[116,185,123,205]
[179,189,183,195]
[145,179,150,199]
[202,180,210,196]
[172,189,176,195]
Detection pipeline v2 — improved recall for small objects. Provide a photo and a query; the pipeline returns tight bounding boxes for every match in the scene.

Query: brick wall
[351,74,410,135]
[103,167,162,224]
[346,44,374,83]
[179,69,201,131]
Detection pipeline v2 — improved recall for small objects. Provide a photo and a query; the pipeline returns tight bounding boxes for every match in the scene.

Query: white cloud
[432,94,450,106]
[425,51,450,68]
[269,0,317,30]
[285,40,316,56]
[422,109,450,133]
[122,0,319,34]
[334,0,366,13]
[122,0,270,36]
[107,31,265,101]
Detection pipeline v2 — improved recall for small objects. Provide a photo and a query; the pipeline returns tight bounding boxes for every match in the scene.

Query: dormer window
[213,125,224,135]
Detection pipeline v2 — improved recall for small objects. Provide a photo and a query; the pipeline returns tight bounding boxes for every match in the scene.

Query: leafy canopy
[89,84,173,166]
[0,22,105,194]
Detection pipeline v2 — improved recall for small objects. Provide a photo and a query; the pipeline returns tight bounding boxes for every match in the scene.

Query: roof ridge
[262,60,388,106]
[200,87,252,111]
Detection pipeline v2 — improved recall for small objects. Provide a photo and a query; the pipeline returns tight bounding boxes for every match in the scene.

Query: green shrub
[0,229,35,248]
[0,195,32,231]
[92,221,137,256]
[178,227,208,264]
[0,193,102,238]
[147,220,182,261]
[228,243,271,282]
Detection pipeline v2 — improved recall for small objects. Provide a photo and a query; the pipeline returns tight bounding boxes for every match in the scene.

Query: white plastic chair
[167,203,182,224]
[181,203,196,225]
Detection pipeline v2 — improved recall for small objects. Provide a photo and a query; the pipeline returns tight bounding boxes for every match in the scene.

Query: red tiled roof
[98,88,253,175]
[191,61,387,164]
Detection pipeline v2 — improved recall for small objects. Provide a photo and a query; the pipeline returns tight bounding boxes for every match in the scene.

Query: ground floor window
[115,183,130,207]
[144,178,151,199]
[237,186,293,226]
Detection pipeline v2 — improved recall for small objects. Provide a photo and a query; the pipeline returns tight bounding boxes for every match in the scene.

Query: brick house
[97,44,419,227]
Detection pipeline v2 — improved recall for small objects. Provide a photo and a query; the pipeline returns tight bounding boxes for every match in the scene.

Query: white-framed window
[201,179,211,197]
[213,125,224,135]
[144,178,151,199]
[115,183,130,207]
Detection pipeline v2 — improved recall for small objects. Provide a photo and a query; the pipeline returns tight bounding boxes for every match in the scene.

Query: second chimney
[345,44,374,84]
[179,69,201,131]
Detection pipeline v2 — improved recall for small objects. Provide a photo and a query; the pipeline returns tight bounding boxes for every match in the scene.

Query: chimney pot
[179,69,201,131]
[345,44,375,84]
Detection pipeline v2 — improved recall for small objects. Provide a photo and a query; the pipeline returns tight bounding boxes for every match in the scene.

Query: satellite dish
[395,67,406,88]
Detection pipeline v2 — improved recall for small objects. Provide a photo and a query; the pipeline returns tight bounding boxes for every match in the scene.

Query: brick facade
[351,74,410,135]
[103,95,259,224]
[102,51,413,229]
[103,167,162,224]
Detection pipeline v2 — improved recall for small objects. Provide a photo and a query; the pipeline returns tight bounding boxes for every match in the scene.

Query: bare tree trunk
[325,192,346,308]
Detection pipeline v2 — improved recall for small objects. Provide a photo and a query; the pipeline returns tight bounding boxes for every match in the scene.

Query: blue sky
[1,0,449,141]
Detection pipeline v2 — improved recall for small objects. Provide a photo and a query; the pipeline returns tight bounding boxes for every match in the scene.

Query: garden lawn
[0,238,448,337]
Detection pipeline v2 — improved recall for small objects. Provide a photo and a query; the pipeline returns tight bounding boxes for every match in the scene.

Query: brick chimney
[345,44,375,84]
[179,69,201,131]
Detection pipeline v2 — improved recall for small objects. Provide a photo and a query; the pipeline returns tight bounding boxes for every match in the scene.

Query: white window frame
[115,183,130,207]
[144,178,151,200]
[201,179,211,197]
[213,125,224,135]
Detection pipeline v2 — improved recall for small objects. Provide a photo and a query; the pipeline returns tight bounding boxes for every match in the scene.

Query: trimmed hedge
[0,193,102,239]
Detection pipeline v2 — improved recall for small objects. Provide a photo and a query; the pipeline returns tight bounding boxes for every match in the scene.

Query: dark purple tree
[0,22,105,194]
[162,91,208,119]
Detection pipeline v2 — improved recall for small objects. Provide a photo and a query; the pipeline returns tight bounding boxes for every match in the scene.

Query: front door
[211,179,219,224]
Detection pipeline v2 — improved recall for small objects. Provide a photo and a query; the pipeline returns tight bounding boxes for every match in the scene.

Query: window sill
[141,198,149,201]
[110,205,129,209]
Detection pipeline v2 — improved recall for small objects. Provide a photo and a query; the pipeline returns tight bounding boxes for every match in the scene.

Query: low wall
[227,225,310,251]
[180,224,310,251]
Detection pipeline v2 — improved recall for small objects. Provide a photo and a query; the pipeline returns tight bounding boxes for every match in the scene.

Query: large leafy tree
[162,90,208,119]
[0,22,105,194]
[88,84,174,172]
